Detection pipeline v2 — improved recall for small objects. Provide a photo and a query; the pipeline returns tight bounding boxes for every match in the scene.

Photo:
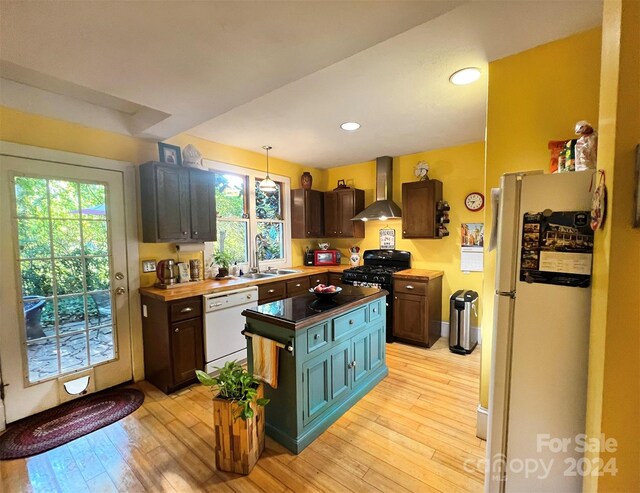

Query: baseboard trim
[440,321,482,345]
[476,404,488,440]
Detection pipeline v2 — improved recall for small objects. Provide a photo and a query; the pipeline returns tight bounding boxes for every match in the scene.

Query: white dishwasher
[203,286,258,373]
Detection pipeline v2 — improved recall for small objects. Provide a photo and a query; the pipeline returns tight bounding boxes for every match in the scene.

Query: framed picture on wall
[379,228,395,249]
[158,142,182,166]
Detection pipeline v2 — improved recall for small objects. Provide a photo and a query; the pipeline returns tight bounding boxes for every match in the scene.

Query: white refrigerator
[486,171,594,492]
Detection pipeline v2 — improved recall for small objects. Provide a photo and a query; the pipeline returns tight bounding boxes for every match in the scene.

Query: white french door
[0,155,133,423]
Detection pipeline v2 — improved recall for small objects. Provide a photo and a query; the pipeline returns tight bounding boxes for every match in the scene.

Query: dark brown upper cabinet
[402,179,443,239]
[324,188,364,238]
[140,161,216,243]
[291,189,324,238]
[323,189,365,238]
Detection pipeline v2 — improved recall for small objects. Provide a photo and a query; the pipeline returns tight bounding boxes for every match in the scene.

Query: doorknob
[115,272,125,280]
[115,287,126,295]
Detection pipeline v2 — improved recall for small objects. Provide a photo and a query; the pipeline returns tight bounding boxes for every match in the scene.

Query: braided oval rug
[0,388,144,459]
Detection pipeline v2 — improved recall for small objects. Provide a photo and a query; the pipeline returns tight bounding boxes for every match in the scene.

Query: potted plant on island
[212,250,233,278]
[195,362,269,474]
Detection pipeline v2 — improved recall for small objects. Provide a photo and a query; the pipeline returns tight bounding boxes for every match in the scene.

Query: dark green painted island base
[266,364,389,454]
[243,287,389,455]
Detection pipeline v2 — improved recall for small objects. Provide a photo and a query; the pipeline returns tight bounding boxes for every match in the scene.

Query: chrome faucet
[252,234,264,273]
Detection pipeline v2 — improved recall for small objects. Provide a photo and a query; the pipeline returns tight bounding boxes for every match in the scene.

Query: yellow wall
[323,141,485,322]
[0,106,327,287]
[482,28,602,407]
[584,1,640,490]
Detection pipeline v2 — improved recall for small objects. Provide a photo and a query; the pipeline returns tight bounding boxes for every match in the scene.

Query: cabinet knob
[268,289,275,294]
[373,308,377,313]
[193,231,198,235]
[314,334,320,340]
[394,297,398,300]
[295,283,302,287]
[180,307,193,313]
[307,232,310,235]
[182,231,188,235]
[406,285,415,290]
[348,361,356,369]
[174,328,179,333]
[349,320,354,325]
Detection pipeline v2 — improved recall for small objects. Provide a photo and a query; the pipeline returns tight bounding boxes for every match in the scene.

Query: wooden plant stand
[212,384,265,474]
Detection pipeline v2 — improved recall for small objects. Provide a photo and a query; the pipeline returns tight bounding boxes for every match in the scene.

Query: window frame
[203,159,292,272]
[214,171,250,264]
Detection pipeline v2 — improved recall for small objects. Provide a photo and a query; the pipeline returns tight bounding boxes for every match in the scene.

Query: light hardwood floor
[0,339,485,492]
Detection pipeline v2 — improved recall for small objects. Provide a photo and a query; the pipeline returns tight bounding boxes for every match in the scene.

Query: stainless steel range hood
[351,156,402,221]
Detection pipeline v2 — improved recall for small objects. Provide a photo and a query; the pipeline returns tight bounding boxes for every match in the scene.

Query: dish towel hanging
[251,334,279,389]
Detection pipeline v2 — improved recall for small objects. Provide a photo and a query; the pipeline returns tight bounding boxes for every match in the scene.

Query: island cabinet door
[351,329,370,384]
[302,340,350,426]
[368,323,385,372]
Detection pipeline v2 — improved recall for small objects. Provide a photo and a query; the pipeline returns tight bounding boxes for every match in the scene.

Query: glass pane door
[14,175,116,384]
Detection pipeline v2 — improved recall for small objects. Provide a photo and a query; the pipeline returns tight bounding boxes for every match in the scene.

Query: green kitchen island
[242,286,388,454]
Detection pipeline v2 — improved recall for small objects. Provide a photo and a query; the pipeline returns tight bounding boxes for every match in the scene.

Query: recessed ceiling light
[340,122,361,131]
[449,67,481,85]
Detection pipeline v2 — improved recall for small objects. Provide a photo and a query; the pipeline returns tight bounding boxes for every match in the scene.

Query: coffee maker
[304,249,315,266]
[156,259,178,287]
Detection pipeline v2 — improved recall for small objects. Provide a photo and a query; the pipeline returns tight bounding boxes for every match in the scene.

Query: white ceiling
[0,0,602,168]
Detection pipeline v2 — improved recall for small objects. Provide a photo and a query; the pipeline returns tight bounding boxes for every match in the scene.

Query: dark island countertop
[242,286,387,331]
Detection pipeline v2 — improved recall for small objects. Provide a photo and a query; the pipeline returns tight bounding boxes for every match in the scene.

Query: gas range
[342,250,411,343]
[342,265,405,287]
[342,250,411,287]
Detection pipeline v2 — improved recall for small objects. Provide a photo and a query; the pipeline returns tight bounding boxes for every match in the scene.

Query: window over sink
[204,160,291,274]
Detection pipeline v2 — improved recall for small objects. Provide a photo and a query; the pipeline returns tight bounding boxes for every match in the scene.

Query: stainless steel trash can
[449,290,479,355]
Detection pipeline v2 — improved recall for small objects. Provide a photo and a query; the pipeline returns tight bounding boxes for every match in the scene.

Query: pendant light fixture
[259,145,277,193]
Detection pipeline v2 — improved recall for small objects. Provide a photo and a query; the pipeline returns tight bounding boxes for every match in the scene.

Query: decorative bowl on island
[309,285,342,300]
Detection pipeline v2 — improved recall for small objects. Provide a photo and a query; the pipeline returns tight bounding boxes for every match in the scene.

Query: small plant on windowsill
[212,250,233,278]
[195,362,269,474]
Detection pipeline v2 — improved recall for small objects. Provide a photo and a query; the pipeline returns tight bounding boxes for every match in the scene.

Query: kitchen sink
[259,268,301,276]
[240,273,277,279]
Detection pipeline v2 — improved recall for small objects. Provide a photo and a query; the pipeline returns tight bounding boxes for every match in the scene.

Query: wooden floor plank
[298,446,382,492]
[85,471,119,493]
[25,454,61,493]
[83,428,146,493]
[66,436,106,482]
[5,338,484,492]
[45,445,88,493]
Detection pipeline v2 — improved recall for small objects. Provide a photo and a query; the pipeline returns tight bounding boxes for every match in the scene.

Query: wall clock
[465,192,484,211]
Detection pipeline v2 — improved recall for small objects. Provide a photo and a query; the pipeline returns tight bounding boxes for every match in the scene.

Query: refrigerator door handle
[496,290,516,298]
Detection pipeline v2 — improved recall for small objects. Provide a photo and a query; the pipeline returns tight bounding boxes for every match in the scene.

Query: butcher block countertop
[139,265,350,301]
[393,269,444,281]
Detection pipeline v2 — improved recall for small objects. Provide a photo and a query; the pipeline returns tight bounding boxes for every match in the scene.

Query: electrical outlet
[142,260,156,273]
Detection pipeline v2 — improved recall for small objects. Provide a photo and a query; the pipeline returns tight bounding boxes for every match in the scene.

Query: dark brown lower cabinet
[171,317,204,384]
[141,295,204,393]
[258,281,286,304]
[308,273,328,288]
[392,276,442,347]
[286,277,310,297]
[328,273,343,287]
